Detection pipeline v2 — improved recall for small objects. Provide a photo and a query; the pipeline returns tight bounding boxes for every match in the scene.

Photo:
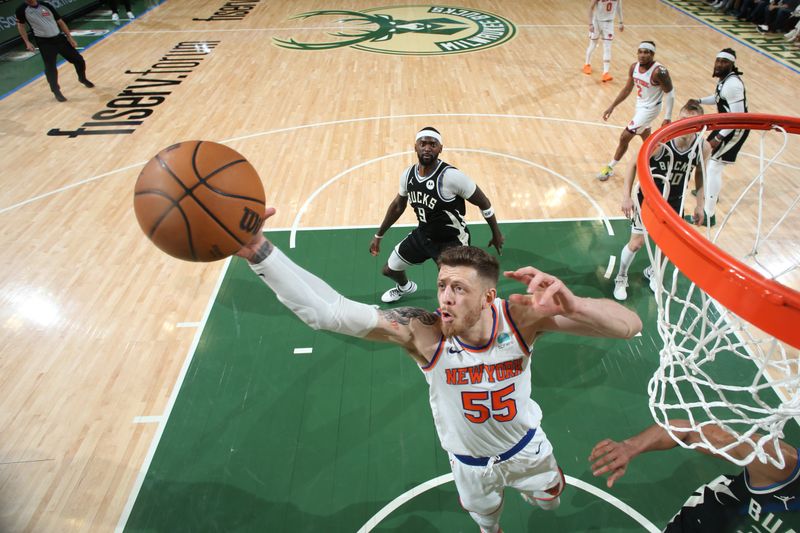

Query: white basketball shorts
[448,427,562,516]
[590,19,615,40]
[627,104,662,134]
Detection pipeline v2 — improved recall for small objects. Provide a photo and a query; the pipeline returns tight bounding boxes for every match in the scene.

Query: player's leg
[584,20,599,74]
[601,38,614,81]
[597,128,634,180]
[704,129,748,226]
[600,20,615,82]
[507,428,565,511]
[380,231,426,302]
[449,455,506,533]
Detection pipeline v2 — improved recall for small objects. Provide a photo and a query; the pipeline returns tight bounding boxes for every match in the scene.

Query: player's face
[415,137,442,166]
[713,58,732,78]
[437,265,492,338]
[637,48,655,66]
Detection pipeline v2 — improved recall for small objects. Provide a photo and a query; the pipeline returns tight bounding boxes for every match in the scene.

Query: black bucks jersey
[665,457,800,533]
[639,135,703,213]
[405,160,469,244]
[712,71,750,163]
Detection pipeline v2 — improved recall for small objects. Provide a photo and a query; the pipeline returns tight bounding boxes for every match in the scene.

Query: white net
[640,119,800,468]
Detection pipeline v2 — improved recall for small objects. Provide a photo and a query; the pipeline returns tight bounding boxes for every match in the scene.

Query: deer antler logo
[273,7,515,56]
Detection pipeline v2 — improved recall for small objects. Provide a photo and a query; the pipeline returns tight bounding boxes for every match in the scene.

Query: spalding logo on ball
[133,141,266,262]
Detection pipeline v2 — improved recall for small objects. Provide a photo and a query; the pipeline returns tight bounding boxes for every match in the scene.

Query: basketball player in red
[598,41,674,181]
[235,211,642,533]
[584,0,624,82]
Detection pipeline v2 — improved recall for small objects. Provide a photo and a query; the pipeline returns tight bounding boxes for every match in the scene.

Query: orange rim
[638,113,800,350]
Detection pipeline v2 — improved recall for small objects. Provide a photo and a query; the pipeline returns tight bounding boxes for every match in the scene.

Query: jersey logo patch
[426,180,435,190]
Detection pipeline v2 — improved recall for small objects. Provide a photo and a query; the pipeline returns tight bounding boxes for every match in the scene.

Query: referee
[16,0,94,102]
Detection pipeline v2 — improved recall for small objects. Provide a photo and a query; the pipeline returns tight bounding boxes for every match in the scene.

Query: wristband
[482,207,495,219]
[374,234,383,239]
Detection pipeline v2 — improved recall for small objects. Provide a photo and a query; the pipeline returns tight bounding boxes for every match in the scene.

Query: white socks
[586,39,598,64]
[618,244,637,277]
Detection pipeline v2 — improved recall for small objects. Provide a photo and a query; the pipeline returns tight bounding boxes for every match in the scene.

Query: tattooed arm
[365,307,442,365]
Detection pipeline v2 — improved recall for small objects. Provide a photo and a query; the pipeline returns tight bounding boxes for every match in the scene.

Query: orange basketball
[133,141,266,262]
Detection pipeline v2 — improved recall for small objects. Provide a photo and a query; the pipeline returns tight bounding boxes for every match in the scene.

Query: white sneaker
[613,275,628,301]
[381,281,417,303]
[111,12,120,22]
[127,11,135,19]
[785,28,798,40]
[643,266,657,292]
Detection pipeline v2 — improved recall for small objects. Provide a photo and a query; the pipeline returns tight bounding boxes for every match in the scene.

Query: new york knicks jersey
[594,0,619,22]
[421,299,541,457]
[633,61,665,109]
[404,160,468,243]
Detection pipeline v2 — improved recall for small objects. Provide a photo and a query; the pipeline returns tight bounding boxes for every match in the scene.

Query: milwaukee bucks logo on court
[274,6,515,55]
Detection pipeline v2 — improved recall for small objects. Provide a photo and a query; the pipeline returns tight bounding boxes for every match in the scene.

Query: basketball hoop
[638,113,800,468]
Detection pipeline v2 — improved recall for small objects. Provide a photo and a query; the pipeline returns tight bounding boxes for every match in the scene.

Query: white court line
[605,255,617,279]
[289,147,614,248]
[176,322,200,328]
[356,473,659,533]
[115,256,233,533]
[293,347,313,355]
[132,416,162,424]
[0,111,795,215]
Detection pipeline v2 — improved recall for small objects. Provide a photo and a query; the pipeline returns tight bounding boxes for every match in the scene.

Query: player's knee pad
[386,248,410,272]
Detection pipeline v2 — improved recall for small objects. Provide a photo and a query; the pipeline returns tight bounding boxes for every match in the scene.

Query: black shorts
[711,128,750,163]
[395,228,470,266]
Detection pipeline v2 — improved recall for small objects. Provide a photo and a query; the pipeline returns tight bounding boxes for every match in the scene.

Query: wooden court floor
[0,1,798,531]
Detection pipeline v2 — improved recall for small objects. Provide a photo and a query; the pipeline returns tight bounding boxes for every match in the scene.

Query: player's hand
[488,231,504,256]
[67,36,78,48]
[369,236,381,256]
[709,138,721,151]
[621,196,634,219]
[661,119,672,128]
[24,41,35,52]
[686,98,701,107]
[504,267,578,317]
[589,438,635,488]
[235,207,277,262]
[602,107,614,121]
[619,23,624,32]
[692,205,704,225]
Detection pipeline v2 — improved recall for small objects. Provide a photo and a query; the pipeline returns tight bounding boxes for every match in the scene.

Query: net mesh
[639,117,800,468]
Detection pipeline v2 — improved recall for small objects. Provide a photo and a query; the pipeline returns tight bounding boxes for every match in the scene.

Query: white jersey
[593,0,620,23]
[421,298,542,457]
[633,61,666,109]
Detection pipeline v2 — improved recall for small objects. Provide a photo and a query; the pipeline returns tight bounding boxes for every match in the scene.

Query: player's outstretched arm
[237,209,440,364]
[466,186,504,255]
[620,163,637,218]
[504,267,642,339]
[371,194,408,256]
[603,64,635,120]
[590,421,799,488]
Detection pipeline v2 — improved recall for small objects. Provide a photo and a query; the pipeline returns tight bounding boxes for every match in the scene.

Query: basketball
[133,141,266,262]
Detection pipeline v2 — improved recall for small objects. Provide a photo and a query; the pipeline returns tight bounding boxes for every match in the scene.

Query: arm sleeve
[663,89,675,121]
[698,95,716,105]
[249,247,379,337]
[440,168,477,200]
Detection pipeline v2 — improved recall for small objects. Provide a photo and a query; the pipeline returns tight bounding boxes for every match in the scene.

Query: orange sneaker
[601,72,613,82]
[582,64,592,75]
